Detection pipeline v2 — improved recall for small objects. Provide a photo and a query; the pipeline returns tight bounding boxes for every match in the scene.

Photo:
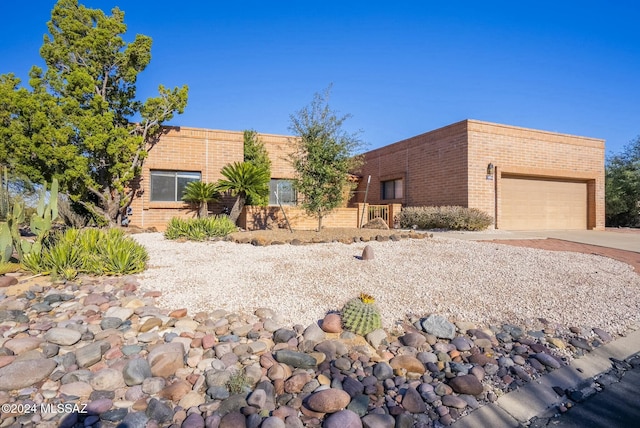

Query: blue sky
[2,1,639,156]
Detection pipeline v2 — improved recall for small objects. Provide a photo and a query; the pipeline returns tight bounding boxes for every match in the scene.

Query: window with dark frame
[381,178,403,200]
[150,170,201,202]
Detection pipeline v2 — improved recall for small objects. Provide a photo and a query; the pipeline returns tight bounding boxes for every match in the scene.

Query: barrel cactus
[341,293,382,336]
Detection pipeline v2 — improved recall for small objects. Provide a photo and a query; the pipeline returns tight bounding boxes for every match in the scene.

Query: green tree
[288,86,365,230]
[0,0,188,225]
[243,129,271,206]
[181,181,219,218]
[217,162,269,225]
[606,136,640,227]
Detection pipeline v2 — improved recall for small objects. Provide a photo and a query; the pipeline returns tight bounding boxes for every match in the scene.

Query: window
[150,170,201,202]
[269,179,297,205]
[381,178,403,200]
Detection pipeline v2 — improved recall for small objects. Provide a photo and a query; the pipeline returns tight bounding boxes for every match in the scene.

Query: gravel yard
[132,233,640,336]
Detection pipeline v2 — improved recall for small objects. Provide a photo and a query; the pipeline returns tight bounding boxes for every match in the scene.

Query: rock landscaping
[0,269,634,428]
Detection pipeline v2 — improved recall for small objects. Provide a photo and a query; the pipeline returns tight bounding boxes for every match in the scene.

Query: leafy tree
[288,86,365,230]
[182,181,219,218]
[217,162,269,225]
[606,136,640,227]
[0,0,188,225]
[243,129,271,206]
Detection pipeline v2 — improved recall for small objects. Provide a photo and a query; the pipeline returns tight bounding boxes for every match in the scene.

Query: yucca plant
[181,181,219,218]
[21,228,148,279]
[217,162,270,225]
[164,216,237,241]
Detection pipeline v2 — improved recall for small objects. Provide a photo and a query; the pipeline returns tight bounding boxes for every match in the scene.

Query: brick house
[353,119,604,230]
[127,126,298,230]
[128,119,605,231]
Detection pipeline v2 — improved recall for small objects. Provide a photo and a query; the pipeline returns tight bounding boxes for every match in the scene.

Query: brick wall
[241,206,359,230]
[128,127,294,230]
[354,121,469,207]
[466,120,605,229]
[356,119,605,230]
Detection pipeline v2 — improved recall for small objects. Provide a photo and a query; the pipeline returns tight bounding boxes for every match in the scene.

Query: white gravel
[132,233,640,335]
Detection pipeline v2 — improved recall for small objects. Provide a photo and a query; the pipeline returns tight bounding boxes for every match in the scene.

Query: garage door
[500,176,587,230]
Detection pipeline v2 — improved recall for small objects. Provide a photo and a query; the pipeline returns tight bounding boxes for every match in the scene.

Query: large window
[381,178,403,200]
[150,170,201,202]
[269,179,297,205]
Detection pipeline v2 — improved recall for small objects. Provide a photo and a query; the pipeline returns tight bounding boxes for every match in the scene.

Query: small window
[269,179,297,205]
[381,178,403,200]
[150,170,201,202]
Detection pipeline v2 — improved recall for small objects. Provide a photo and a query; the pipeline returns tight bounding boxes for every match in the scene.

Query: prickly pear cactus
[341,293,382,336]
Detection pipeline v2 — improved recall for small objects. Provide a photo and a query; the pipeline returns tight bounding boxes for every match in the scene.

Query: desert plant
[182,181,219,218]
[0,262,21,275]
[341,293,382,336]
[217,162,270,225]
[0,166,9,221]
[226,371,251,394]
[21,228,148,279]
[243,130,272,206]
[164,216,237,241]
[0,179,60,263]
[396,206,493,231]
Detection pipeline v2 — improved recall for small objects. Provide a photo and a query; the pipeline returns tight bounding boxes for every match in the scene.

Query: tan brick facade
[130,120,605,231]
[354,120,605,230]
[128,126,297,230]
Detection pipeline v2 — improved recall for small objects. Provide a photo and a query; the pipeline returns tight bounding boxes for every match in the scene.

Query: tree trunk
[229,194,246,226]
[317,213,323,232]
[198,202,208,218]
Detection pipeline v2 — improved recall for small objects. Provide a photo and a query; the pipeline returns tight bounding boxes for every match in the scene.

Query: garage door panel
[501,177,587,230]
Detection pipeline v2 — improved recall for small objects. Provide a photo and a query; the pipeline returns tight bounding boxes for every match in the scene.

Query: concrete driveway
[430,229,639,253]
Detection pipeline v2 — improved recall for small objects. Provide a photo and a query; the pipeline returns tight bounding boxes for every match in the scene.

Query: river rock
[449,374,484,396]
[0,359,56,391]
[402,386,427,413]
[389,355,426,374]
[321,313,343,333]
[145,397,173,423]
[44,327,82,346]
[0,276,18,287]
[442,394,468,409]
[123,358,153,386]
[273,350,317,368]
[361,413,395,428]
[362,245,375,260]
[306,388,351,413]
[421,315,456,339]
[147,342,184,377]
[90,368,126,391]
[323,409,363,428]
[76,341,110,368]
[533,353,561,369]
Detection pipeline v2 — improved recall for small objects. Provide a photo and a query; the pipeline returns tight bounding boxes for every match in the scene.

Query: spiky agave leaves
[341,293,382,336]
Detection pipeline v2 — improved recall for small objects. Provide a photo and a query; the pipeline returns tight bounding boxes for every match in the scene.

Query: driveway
[431,229,640,273]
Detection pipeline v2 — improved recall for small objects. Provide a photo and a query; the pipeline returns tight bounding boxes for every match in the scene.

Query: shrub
[397,206,493,231]
[164,216,237,241]
[22,228,148,280]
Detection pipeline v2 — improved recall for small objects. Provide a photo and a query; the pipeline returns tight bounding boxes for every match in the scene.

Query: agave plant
[21,227,148,279]
[217,162,269,225]
[181,181,219,218]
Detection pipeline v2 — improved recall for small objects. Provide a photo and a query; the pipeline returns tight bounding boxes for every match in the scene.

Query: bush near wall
[164,216,238,241]
[397,206,493,231]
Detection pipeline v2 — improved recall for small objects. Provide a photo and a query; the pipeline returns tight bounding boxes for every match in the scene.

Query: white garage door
[500,176,587,230]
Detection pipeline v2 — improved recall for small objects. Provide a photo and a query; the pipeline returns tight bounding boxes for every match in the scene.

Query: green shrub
[397,206,493,231]
[164,216,237,241]
[22,228,148,279]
